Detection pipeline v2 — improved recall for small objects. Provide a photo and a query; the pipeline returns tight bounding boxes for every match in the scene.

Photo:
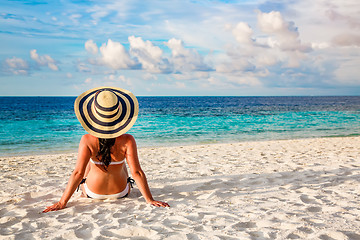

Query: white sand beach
[0,137,359,240]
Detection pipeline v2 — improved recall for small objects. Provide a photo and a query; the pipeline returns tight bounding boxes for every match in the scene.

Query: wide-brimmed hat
[74,86,139,139]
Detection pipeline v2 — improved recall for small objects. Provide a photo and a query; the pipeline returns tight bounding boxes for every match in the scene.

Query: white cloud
[257,11,311,52]
[257,11,290,34]
[47,63,58,71]
[30,49,59,71]
[219,9,314,77]
[2,0,360,95]
[232,22,253,44]
[99,39,137,69]
[311,42,331,50]
[129,36,170,73]
[6,57,28,69]
[165,38,211,72]
[85,37,211,74]
[5,57,29,75]
[85,40,98,54]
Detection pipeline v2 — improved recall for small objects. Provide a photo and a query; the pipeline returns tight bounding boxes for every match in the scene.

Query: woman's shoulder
[81,134,97,141]
[118,134,135,140]
[79,134,98,147]
[117,134,136,146]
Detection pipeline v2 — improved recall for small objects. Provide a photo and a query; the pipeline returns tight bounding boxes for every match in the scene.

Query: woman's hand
[148,200,170,208]
[43,201,66,213]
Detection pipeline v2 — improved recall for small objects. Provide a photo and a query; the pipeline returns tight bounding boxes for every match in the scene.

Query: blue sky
[1,0,359,96]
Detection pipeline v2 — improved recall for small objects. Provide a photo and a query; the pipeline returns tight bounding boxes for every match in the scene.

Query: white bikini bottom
[84,182,129,199]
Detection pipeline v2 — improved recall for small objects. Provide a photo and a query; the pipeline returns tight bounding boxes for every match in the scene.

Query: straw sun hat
[74,86,139,139]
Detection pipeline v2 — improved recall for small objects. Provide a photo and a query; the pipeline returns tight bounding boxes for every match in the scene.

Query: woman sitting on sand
[43,87,169,212]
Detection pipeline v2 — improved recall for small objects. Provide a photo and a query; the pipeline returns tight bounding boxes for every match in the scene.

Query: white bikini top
[90,159,125,165]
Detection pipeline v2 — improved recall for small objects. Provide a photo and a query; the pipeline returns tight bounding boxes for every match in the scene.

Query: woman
[43,87,169,213]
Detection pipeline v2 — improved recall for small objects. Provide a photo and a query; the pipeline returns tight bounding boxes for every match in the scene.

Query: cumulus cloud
[165,38,211,72]
[220,10,313,75]
[30,49,59,71]
[85,37,211,74]
[5,57,29,75]
[85,40,98,54]
[5,51,59,75]
[257,11,311,52]
[99,39,137,69]
[232,22,254,44]
[257,11,291,34]
[129,36,170,73]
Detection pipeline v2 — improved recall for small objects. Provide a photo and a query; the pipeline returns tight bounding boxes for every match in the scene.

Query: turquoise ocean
[0,96,359,157]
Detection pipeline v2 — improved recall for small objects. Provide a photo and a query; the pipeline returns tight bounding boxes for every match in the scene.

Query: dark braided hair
[97,138,116,170]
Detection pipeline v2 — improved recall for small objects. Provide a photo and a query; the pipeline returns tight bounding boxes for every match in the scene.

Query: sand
[0,137,360,240]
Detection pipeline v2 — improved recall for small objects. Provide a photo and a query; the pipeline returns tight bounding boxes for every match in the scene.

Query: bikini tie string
[127,177,135,188]
[77,178,86,192]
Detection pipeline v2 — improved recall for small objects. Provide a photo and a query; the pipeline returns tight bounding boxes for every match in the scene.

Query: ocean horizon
[1,96,359,157]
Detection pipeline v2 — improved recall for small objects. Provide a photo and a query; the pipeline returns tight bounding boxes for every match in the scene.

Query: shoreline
[1,136,359,239]
[1,134,359,158]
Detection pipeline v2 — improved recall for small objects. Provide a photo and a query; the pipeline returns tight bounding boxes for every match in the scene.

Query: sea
[0,96,359,157]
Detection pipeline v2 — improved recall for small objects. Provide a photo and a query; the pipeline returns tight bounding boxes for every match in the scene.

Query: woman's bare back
[83,134,129,195]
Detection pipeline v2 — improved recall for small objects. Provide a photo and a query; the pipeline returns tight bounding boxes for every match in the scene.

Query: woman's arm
[125,135,169,207]
[43,135,91,212]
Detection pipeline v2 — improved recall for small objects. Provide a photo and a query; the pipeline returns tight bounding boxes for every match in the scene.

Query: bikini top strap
[90,159,125,165]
